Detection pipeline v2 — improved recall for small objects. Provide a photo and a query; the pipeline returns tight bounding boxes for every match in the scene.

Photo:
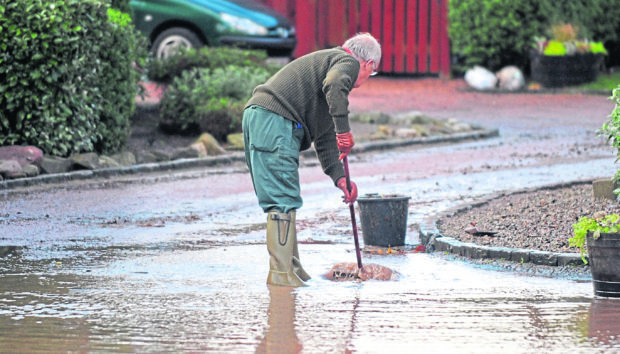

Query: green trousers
[243,105,304,213]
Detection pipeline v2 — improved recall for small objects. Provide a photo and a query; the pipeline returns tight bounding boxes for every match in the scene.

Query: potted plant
[570,212,620,298]
[569,86,620,298]
[531,23,607,88]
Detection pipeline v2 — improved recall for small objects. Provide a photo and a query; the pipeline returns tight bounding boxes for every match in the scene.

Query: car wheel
[151,27,203,59]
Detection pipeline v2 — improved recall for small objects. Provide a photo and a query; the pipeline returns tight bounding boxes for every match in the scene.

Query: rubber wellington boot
[266,210,310,287]
[290,215,311,282]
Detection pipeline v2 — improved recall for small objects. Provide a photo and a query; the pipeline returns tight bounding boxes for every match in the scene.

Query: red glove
[336,177,358,205]
[336,131,355,160]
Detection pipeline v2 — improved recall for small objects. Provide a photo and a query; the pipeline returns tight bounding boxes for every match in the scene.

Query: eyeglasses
[368,60,378,76]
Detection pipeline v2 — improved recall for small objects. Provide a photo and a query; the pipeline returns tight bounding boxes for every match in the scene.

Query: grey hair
[343,33,381,64]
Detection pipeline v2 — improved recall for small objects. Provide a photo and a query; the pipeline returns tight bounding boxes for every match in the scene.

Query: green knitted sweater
[246,47,360,183]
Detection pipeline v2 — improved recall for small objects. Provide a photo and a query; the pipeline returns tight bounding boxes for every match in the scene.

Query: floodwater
[1,242,619,352]
[2,82,620,352]
[1,144,620,352]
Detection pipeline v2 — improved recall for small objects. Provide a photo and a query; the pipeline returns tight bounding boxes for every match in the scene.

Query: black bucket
[357,194,411,247]
[587,232,620,298]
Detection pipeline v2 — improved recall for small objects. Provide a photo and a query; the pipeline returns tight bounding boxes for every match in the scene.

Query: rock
[22,164,39,177]
[450,123,472,133]
[592,178,619,200]
[111,152,136,166]
[196,133,226,156]
[189,142,207,157]
[172,146,200,160]
[496,66,525,91]
[411,124,431,137]
[392,111,424,124]
[464,65,497,90]
[446,118,472,133]
[0,160,24,179]
[99,155,122,169]
[226,133,244,150]
[377,125,391,136]
[40,156,72,174]
[70,153,101,170]
[394,128,420,139]
[409,114,435,125]
[138,150,171,164]
[0,145,43,167]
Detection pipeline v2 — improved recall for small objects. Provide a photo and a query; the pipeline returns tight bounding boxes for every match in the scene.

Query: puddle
[0,244,616,352]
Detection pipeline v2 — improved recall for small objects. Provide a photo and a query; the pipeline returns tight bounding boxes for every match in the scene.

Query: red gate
[258,0,450,77]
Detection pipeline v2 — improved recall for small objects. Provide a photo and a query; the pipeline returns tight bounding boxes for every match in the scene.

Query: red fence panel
[256,0,450,76]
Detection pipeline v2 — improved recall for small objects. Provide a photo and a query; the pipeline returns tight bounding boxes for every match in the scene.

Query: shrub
[195,100,246,142]
[0,0,146,156]
[95,7,148,154]
[159,65,271,141]
[448,0,548,73]
[448,0,620,73]
[146,46,277,84]
[600,85,620,190]
[571,212,620,264]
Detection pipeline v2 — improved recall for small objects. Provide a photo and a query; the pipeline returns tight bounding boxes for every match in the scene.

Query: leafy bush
[449,0,620,73]
[0,0,146,156]
[159,65,271,141]
[546,1,620,44]
[448,0,548,73]
[146,46,277,84]
[571,212,620,264]
[95,7,148,154]
[600,85,620,190]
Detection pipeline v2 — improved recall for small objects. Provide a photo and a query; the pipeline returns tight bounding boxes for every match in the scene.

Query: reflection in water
[588,298,620,345]
[256,286,302,354]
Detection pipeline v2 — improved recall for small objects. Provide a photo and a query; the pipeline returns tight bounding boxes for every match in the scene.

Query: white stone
[464,66,497,90]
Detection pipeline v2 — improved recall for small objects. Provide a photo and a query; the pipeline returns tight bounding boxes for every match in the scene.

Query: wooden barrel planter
[530,53,604,88]
[586,231,620,298]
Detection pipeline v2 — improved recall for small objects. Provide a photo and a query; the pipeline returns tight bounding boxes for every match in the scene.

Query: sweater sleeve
[314,127,346,184]
[322,59,359,134]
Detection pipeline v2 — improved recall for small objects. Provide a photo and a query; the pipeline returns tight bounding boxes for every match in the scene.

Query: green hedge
[0,0,146,156]
[95,6,147,153]
[449,0,620,73]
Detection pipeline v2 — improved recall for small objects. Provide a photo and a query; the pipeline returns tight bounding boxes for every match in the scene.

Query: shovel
[343,156,363,270]
[326,158,396,281]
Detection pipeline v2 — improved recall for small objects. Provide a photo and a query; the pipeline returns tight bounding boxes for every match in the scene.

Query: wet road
[2,79,620,352]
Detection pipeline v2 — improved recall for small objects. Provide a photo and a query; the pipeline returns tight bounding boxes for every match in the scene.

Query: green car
[129,0,297,58]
